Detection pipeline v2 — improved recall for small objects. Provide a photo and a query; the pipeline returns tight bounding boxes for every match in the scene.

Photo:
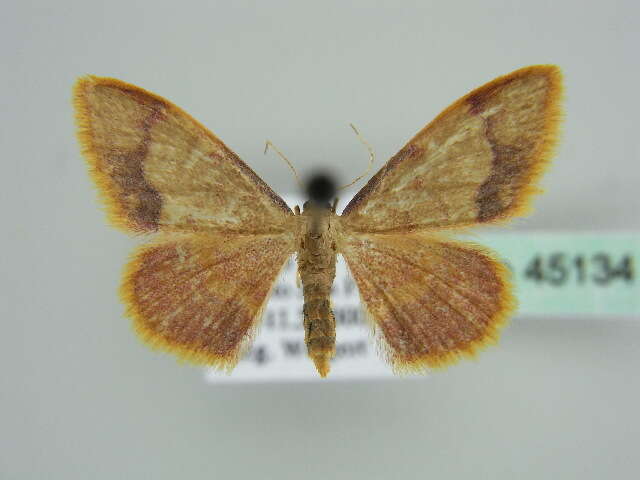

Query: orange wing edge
[73,76,134,232]
[73,75,292,234]
[342,65,564,228]
[119,241,287,372]
[480,65,564,224]
[346,240,517,373]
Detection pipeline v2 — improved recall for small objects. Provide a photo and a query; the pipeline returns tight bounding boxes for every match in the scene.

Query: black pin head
[305,172,337,205]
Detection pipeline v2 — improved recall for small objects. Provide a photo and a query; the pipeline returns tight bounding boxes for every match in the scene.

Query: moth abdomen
[297,201,338,377]
[303,299,336,377]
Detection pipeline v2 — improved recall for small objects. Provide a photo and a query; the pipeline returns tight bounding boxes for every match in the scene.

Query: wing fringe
[119,238,288,372]
[482,65,564,224]
[344,239,516,373]
[342,65,564,231]
[73,76,134,232]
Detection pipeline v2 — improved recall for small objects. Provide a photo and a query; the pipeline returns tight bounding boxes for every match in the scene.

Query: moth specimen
[74,65,562,377]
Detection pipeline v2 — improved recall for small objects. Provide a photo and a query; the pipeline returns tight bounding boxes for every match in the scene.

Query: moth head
[304,172,336,207]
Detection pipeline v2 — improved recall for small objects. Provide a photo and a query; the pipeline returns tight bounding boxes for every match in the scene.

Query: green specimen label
[475,233,639,316]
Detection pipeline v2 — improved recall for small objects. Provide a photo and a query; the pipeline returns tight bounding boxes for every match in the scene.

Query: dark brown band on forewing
[341,66,560,231]
[115,101,163,230]
[342,144,423,216]
[92,86,166,231]
[79,76,293,236]
[468,81,542,223]
[119,78,291,216]
[342,73,513,219]
[466,77,509,116]
[474,115,525,222]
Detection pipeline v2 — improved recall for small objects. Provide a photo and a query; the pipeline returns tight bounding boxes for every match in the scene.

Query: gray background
[2,1,639,478]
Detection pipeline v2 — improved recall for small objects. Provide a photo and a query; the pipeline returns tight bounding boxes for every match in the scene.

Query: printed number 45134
[524,253,634,286]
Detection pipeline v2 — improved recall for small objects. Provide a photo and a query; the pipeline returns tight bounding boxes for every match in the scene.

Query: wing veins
[366,244,494,321]
[357,260,453,355]
[139,239,288,323]
[357,268,423,347]
[378,253,487,333]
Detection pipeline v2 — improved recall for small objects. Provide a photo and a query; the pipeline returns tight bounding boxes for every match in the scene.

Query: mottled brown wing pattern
[342,65,562,233]
[121,234,294,369]
[76,66,561,376]
[340,233,514,371]
[74,76,292,234]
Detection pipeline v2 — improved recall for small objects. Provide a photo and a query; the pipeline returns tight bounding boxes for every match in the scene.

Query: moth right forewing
[341,65,562,234]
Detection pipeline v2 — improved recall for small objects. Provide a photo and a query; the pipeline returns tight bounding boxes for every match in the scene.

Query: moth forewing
[74,76,293,235]
[341,65,562,234]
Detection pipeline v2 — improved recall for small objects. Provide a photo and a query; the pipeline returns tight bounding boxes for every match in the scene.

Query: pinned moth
[74,65,562,377]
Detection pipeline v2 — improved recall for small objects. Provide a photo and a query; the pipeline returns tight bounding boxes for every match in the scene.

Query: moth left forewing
[74,76,292,235]
[121,232,294,370]
[337,230,514,372]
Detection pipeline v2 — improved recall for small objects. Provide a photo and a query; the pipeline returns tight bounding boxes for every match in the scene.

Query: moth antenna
[337,123,375,191]
[264,140,303,189]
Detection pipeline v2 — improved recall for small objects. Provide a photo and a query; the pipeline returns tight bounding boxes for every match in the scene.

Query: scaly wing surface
[340,234,514,371]
[74,76,292,234]
[341,65,562,233]
[122,234,294,369]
